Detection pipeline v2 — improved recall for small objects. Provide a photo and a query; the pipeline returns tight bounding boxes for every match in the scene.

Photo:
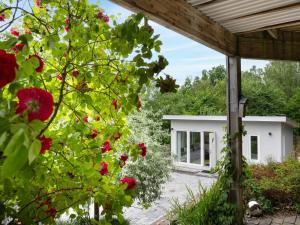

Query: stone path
[124,171,216,225]
[246,214,300,225]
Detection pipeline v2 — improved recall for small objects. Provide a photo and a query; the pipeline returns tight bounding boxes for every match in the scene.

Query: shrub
[170,180,235,225]
[245,158,300,213]
[123,110,172,207]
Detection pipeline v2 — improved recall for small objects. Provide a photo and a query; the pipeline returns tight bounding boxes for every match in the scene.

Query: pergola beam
[238,31,300,61]
[111,0,237,56]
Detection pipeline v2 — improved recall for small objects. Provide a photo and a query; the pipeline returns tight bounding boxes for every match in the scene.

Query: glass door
[176,131,187,162]
[190,132,201,164]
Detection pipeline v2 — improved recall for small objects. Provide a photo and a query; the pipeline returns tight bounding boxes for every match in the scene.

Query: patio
[124,171,216,225]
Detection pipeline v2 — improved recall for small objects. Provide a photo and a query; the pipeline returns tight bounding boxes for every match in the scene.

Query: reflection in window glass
[177,131,187,162]
[204,132,210,166]
[190,132,201,164]
[251,136,258,160]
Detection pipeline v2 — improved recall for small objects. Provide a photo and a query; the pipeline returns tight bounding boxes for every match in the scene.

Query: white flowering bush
[124,109,172,207]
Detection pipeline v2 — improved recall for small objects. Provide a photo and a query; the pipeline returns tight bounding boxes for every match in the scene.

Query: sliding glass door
[176,130,215,167]
[190,132,201,164]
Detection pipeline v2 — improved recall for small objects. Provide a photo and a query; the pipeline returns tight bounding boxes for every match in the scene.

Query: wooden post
[94,201,99,221]
[226,56,243,225]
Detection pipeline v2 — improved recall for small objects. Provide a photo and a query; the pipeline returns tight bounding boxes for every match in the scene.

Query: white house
[163,115,298,169]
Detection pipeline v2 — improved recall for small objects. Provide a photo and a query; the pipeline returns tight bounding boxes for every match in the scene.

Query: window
[177,131,187,162]
[250,136,258,160]
[190,132,201,164]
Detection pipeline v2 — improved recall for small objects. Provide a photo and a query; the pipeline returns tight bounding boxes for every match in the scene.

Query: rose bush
[0,0,168,224]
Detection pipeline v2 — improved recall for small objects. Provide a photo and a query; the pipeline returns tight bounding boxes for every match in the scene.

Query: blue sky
[98,1,269,84]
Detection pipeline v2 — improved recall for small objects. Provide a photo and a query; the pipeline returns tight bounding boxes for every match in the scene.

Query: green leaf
[28,139,41,164]
[3,129,24,156]
[0,132,8,148]
[2,145,28,178]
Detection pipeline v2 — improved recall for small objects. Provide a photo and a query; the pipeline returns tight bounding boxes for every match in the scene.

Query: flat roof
[163,115,298,128]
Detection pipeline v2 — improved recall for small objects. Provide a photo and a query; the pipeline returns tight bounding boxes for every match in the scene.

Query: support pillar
[226,56,243,225]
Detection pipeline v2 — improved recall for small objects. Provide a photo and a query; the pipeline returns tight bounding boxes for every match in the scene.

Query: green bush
[170,180,235,225]
[244,158,300,213]
[124,109,172,207]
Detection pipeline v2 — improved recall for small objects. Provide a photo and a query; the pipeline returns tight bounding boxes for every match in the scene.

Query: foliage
[124,109,172,207]
[264,61,300,98]
[170,181,235,225]
[144,61,300,121]
[0,0,168,224]
[244,158,300,213]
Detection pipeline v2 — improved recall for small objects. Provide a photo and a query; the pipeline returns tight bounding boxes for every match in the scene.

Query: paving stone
[284,216,297,224]
[247,218,260,224]
[273,217,284,224]
[296,217,300,225]
[260,218,272,225]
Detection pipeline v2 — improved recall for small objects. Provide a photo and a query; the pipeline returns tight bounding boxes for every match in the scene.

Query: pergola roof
[112,0,300,61]
[187,0,300,34]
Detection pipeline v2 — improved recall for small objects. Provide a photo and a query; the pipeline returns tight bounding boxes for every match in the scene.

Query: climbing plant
[0,0,168,224]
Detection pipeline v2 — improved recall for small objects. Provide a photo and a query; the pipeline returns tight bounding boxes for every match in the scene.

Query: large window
[250,136,258,160]
[177,131,187,162]
[190,132,201,164]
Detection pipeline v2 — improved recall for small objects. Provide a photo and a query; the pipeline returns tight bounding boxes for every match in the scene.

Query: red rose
[120,154,128,162]
[28,55,44,73]
[10,28,19,37]
[72,70,79,77]
[120,177,136,190]
[35,0,42,7]
[12,43,25,53]
[0,49,18,88]
[112,99,118,110]
[90,129,98,139]
[45,207,57,218]
[65,18,69,32]
[99,162,109,175]
[103,15,109,23]
[101,140,111,153]
[138,143,147,157]
[0,14,5,21]
[97,11,109,23]
[38,135,52,154]
[56,75,63,81]
[16,87,54,121]
[84,115,89,123]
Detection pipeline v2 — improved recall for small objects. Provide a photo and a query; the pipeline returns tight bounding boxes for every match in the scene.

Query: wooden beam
[111,0,236,56]
[238,31,300,61]
[226,56,243,225]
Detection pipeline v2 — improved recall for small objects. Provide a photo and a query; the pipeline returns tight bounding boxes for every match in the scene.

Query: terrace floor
[124,170,216,225]
[245,214,300,225]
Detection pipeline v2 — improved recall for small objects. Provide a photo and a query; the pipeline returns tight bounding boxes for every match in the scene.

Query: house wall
[243,122,282,164]
[170,120,288,167]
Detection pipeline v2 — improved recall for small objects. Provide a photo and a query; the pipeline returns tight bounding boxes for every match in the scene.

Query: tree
[264,61,300,98]
[124,109,171,207]
[0,0,168,224]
